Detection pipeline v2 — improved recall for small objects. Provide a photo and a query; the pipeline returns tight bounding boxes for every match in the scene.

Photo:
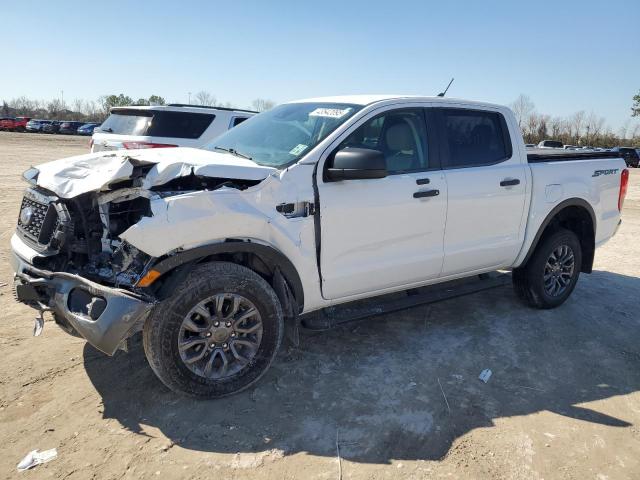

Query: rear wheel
[513,228,582,309]
[143,262,283,398]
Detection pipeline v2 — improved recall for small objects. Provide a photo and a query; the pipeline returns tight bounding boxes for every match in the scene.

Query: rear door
[434,107,528,276]
[318,107,447,300]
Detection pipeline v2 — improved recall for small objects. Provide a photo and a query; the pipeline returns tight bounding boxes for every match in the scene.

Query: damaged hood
[32,147,277,198]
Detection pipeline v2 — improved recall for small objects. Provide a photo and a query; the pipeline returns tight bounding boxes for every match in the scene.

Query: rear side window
[100,111,153,135]
[100,110,215,138]
[148,111,215,138]
[438,109,511,168]
[232,117,248,127]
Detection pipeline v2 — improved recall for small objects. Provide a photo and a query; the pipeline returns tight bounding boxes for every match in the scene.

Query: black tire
[513,228,582,309]
[143,261,283,398]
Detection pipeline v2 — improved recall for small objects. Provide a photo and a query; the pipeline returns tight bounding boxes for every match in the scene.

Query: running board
[301,272,511,330]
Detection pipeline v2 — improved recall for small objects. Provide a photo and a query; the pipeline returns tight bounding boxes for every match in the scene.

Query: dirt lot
[1,132,639,479]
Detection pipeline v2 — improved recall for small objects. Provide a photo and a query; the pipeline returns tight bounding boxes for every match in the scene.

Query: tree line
[511,93,639,147]
[0,91,276,123]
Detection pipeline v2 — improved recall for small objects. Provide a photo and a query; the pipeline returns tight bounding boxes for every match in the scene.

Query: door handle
[500,178,520,187]
[413,189,440,198]
[416,178,430,185]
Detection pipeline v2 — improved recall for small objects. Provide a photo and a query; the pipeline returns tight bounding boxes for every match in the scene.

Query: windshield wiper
[214,146,252,161]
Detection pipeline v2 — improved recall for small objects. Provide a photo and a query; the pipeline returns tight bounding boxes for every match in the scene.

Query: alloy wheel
[543,244,575,297]
[178,293,263,379]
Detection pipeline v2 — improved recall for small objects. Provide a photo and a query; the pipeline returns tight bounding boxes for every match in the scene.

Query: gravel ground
[1,131,640,479]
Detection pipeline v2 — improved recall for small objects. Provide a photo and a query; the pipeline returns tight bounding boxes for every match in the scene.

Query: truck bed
[527,149,622,163]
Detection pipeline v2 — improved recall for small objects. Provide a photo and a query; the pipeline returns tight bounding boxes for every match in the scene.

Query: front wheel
[143,262,284,398]
[513,228,582,309]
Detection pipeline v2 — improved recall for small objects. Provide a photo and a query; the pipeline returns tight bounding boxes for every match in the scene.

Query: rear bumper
[10,234,153,355]
[613,218,622,237]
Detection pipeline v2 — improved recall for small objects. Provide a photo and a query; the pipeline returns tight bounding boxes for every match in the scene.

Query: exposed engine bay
[17,164,262,290]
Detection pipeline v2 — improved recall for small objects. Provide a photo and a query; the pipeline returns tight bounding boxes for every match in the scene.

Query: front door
[318,108,447,300]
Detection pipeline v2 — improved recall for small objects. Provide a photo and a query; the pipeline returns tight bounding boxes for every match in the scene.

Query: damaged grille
[17,194,58,244]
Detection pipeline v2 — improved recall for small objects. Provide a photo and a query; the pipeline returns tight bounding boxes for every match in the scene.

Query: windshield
[205,102,362,168]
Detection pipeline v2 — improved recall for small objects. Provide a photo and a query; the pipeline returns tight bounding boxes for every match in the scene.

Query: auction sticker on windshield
[309,108,352,118]
[289,144,308,156]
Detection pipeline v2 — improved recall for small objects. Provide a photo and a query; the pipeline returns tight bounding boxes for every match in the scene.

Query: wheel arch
[521,198,596,273]
[145,240,305,312]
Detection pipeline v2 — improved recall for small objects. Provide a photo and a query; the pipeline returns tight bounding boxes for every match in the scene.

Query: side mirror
[325,147,387,181]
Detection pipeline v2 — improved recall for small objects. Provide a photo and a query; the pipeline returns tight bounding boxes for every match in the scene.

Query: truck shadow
[83,270,640,464]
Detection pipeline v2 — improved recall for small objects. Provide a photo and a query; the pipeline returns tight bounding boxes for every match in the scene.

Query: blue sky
[2,0,639,130]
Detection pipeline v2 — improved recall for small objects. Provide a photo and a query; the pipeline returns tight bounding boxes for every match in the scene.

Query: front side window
[206,103,362,168]
[440,109,510,167]
[337,109,429,173]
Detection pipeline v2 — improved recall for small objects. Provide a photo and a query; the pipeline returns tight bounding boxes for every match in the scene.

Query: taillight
[619,168,629,212]
[122,142,178,150]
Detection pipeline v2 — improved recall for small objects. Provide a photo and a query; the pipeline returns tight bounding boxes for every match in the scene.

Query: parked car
[11,95,629,398]
[0,117,16,131]
[77,123,101,136]
[25,119,51,133]
[537,139,564,149]
[611,147,640,168]
[13,116,32,132]
[57,121,85,135]
[42,121,61,134]
[563,145,578,150]
[90,104,257,152]
[0,116,31,131]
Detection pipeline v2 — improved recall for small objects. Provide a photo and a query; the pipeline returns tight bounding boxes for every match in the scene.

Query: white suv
[90,104,256,152]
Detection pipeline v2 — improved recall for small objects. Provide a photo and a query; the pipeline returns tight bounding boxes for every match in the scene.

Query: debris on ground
[437,377,451,414]
[479,369,492,383]
[0,282,8,288]
[17,448,58,472]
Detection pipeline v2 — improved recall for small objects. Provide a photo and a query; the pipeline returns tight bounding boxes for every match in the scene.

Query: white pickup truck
[10,95,629,397]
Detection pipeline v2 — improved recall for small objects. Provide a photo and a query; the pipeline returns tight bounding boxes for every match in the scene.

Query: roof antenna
[437,78,454,97]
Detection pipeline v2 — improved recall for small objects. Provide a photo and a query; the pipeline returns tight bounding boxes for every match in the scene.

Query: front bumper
[10,234,153,355]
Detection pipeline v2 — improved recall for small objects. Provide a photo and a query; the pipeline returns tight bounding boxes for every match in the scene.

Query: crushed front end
[10,148,275,354]
[11,185,155,354]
